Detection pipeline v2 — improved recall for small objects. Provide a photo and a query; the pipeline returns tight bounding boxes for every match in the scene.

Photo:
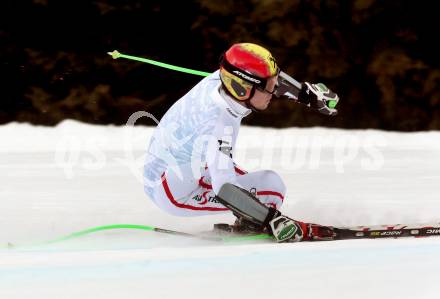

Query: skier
[143,43,339,242]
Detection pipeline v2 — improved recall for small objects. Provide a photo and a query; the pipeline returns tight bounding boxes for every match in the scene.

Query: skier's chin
[250,97,271,110]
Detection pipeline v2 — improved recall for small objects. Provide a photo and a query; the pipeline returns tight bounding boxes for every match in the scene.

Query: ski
[333,223,440,240]
[213,222,440,242]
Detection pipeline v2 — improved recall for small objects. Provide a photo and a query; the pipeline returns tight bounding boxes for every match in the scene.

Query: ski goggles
[256,83,279,95]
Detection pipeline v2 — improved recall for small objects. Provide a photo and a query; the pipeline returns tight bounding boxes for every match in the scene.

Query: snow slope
[1,120,440,299]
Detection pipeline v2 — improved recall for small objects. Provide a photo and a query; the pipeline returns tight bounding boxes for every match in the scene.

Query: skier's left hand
[298,82,339,116]
[269,215,304,242]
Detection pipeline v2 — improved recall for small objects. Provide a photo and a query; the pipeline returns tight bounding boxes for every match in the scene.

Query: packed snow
[1,120,440,299]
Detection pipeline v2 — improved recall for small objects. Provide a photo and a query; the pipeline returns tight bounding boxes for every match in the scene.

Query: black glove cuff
[263,207,280,230]
[297,83,311,105]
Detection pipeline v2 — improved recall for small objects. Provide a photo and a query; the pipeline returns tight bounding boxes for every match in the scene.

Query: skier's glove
[269,215,304,243]
[298,82,339,116]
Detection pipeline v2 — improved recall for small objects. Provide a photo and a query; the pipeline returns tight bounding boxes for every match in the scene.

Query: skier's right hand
[298,82,339,116]
[269,215,304,242]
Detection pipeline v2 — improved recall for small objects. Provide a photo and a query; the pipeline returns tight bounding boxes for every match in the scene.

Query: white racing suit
[143,71,286,216]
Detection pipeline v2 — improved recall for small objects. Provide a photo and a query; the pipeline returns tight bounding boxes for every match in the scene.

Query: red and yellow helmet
[219,43,279,101]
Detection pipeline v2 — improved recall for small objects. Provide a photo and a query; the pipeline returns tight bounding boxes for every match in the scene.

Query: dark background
[2,0,439,131]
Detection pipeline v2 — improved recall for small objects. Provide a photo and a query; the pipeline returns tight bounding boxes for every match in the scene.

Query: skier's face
[250,76,278,110]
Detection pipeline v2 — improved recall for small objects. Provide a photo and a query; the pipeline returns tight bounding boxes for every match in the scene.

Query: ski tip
[107,50,121,59]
